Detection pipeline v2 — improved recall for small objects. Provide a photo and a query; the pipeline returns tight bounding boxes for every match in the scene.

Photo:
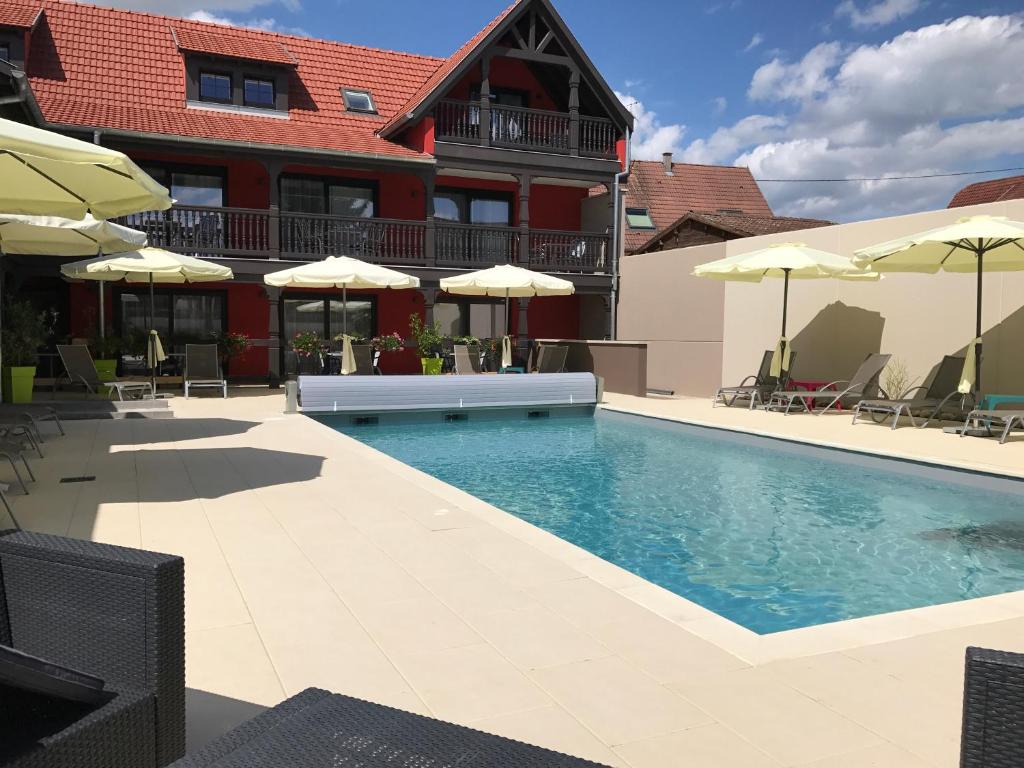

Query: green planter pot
[2,366,36,404]
[94,359,118,382]
[421,357,443,376]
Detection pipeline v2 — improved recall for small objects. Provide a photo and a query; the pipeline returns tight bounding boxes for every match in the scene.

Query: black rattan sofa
[961,646,1024,767]
[0,530,185,768]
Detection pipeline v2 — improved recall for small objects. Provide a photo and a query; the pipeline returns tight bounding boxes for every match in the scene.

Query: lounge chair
[767,353,891,415]
[23,406,64,440]
[714,349,797,409]
[56,344,153,401]
[351,344,376,375]
[535,345,568,374]
[959,409,1024,444]
[0,434,36,494]
[852,355,973,429]
[184,344,227,398]
[453,344,483,375]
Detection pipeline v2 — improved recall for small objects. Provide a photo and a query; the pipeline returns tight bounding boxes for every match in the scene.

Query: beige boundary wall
[619,199,1024,397]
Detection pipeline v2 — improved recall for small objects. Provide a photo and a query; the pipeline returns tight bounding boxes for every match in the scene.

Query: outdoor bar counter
[535,339,647,397]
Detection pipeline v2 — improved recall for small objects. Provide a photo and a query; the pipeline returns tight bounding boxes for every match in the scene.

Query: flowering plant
[291,331,324,358]
[370,332,404,353]
[213,331,251,360]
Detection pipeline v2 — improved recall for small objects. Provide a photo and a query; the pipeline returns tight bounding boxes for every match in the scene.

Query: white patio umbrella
[854,215,1024,394]
[694,243,878,377]
[264,256,419,373]
[61,248,233,391]
[0,117,172,219]
[439,264,574,363]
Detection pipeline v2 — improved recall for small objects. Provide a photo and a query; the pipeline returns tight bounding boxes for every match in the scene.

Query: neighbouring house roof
[633,210,833,254]
[0,3,42,28]
[6,0,458,159]
[615,159,775,253]
[948,174,1024,208]
[171,25,298,67]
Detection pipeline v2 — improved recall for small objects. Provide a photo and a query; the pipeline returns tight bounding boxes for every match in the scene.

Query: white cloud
[81,0,300,16]
[683,14,1024,221]
[712,96,728,115]
[186,8,306,34]
[836,0,922,29]
[616,91,687,161]
[743,33,764,52]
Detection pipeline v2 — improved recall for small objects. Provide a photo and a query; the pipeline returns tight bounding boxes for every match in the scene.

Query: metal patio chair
[453,344,482,375]
[184,344,227,398]
[767,353,891,415]
[55,344,153,401]
[853,354,974,429]
[714,349,797,409]
[535,344,568,373]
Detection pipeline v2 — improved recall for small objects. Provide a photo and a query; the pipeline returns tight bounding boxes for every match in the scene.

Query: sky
[91,0,1024,223]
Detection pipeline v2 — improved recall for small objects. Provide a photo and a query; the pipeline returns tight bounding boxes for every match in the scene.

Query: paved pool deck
[6,388,1024,768]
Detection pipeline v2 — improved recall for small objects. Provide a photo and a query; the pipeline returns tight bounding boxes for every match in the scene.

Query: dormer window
[626,207,655,230]
[199,71,232,104]
[244,77,275,108]
[0,43,8,62]
[342,88,376,114]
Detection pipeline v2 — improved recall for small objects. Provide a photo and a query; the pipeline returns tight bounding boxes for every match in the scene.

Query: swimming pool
[323,409,1024,634]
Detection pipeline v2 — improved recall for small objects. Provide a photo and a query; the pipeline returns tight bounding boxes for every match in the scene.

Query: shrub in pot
[88,331,122,382]
[408,314,443,375]
[2,301,49,403]
[212,331,251,378]
[291,331,325,375]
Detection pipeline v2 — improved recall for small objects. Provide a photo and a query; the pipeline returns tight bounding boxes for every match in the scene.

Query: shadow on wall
[970,303,1024,394]
[790,302,885,380]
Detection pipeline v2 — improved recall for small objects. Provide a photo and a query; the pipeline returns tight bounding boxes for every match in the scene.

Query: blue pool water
[325,410,1024,634]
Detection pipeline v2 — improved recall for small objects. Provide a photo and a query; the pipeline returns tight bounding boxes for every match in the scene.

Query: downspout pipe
[609,127,630,340]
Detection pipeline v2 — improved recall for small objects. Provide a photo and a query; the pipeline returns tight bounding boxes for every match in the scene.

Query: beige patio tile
[420,571,540,619]
[391,642,553,723]
[670,667,883,765]
[526,576,664,634]
[186,623,285,707]
[352,596,482,656]
[793,742,938,768]
[613,723,782,768]
[467,604,613,670]
[469,705,626,767]
[441,526,585,588]
[530,656,713,746]
[615,582,719,624]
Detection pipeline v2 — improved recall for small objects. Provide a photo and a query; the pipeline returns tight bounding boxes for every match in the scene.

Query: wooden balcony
[123,205,610,274]
[435,99,618,159]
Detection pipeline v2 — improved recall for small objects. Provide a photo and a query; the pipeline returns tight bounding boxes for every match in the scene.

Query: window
[0,44,8,62]
[117,290,225,353]
[280,176,376,218]
[435,189,511,225]
[140,166,225,208]
[283,296,376,346]
[199,72,232,103]
[243,77,275,108]
[625,207,655,230]
[435,300,507,338]
[341,88,376,114]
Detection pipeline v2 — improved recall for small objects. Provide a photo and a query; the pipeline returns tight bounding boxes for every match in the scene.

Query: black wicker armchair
[961,646,1024,767]
[0,530,185,768]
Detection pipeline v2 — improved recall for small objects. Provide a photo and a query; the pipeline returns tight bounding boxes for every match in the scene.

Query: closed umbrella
[440,264,574,367]
[694,243,878,377]
[264,256,419,374]
[61,248,233,391]
[0,117,172,219]
[854,215,1024,394]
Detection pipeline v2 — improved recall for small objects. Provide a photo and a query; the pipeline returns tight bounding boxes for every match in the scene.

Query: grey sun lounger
[713,349,797,409]
[57,344,153,401]
[959,409,1024,444]
[352,344,376,375]
[767,353,891,415]
[184,343,227,398]
[852,354,974,429]
[535,344,568,374]
[453,344,482,375]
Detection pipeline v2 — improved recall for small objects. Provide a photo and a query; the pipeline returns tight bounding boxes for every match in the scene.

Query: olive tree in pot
[2,301,50,403]
[408,313,444,375]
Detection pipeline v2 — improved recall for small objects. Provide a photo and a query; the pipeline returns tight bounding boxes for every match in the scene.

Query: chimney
[662,152,673,175]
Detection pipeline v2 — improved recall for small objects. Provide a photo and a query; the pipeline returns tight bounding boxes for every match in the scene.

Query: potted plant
[213,331,251,377]
[369,332,404,354]
[2,301,50,403]
[88,331,122,382]
[291,330,325,375]
[408,313,443,375]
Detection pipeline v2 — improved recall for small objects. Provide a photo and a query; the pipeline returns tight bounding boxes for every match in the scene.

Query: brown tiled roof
[633,210,833,253]
[172,25,297,66]
[0,3,41,28]
[948,174,1024,208]
[621,160,774,252]
[379,0,521,136]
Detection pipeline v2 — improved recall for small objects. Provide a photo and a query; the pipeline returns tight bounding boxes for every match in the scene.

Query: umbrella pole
[98,283,105,340]
[975,246,984,394]
[149,273,155,394]
[780,268,790,364]
[343,285,347,338]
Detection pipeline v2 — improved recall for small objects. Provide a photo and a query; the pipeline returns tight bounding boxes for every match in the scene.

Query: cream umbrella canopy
[61,248,234,390]
[853,215,1024,394]
[694,243,878,377]
[264,256,420,373]
[0,118,172,219]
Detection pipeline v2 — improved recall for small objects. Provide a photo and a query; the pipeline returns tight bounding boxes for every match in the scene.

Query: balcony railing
[125,205,610,273]
[435,99,618,159]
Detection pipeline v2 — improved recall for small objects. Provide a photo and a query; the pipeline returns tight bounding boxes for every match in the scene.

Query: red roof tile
[0,3,41,28]
[15,0,459,159]
[948,174,1024,208]
[380,0,522,135]
[621,159,774,252]
[172,25,296,66]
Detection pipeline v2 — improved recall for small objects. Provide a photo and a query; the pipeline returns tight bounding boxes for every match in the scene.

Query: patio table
[978,393,1024,411]
[787,378,840,411]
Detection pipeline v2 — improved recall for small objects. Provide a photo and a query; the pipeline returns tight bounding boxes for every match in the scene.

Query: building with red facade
[0,0,633,379]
